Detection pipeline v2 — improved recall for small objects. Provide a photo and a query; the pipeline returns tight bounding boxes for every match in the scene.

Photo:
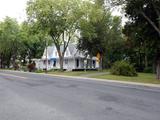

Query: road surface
[0,70,160,120]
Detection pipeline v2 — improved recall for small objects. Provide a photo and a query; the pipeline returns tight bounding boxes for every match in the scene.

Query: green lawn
[1,68,159,84]
[48,71,104,76]
[47,70,160,84]
[93,73,160,84]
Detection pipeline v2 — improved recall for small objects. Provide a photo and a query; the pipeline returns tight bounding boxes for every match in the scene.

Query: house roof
[68,44,86,57]
[47,46,55,57]
[42,46,55,60]
[42,43,87,60]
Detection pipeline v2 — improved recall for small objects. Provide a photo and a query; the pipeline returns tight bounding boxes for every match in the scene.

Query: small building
[35,44,99,71]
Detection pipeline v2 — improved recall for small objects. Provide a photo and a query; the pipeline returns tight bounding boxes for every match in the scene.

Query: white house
[35,44,99,71]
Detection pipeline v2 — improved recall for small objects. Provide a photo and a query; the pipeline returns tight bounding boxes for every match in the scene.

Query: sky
[0,0,126,24]
[0,0,28,23]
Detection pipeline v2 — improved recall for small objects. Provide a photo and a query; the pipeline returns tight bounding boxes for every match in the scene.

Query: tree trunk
[144,40,148,68]
[12,54,17,70]
[89,56,92,69]
[141,11,160,36]
[59,56,64,72]
[99,54,103,71]
[0,54,2,68]
[57,49,64,72]
[22,57,26,66]
[145,55,148,68]
[140,6,160,79]
[0,60,1,68]
[0,54,4,68]
[156,50,160,80]
[157,62,160,80]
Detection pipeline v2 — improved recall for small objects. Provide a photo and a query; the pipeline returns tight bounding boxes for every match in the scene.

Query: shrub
[35,69,44,73]
[143,67,153,73]
[111,60,137,76]
[20,66,28,72]
[27,62,36,72]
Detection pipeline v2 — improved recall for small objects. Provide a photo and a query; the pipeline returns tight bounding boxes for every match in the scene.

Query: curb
[1,70,160,88]
[48,74,160,88]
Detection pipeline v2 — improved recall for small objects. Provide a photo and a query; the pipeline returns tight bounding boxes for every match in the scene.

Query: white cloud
[0,0,28,23]
[0,0,128,25]
[111,6,128,26]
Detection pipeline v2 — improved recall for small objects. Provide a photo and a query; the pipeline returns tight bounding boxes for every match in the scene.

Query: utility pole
[0,57,1,68]
[45,39,48,73]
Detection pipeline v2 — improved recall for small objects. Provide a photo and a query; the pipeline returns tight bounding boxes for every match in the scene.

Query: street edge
[1,69,160,88]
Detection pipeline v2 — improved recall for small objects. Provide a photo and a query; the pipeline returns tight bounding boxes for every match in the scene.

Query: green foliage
[78,2,123,69]
[26,0,86,71]
[0,17,20,52]
[111,60,137,76]
[143,67,153,73]
[122,0,160,78]
[27,0,84,45]
[0,17,22,68]
[0,17,47,68]
[20,66,28,72]
[35,69,44,73]
[19,21,48,61]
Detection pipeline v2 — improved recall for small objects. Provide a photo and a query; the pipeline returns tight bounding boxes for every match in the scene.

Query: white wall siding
[36,43,99,70]
[64,58,75,70]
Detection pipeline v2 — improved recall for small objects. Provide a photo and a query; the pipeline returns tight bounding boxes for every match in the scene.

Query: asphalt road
[0,70,160,120]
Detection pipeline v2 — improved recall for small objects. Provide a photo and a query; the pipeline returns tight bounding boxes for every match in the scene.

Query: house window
[93,60,96,68]
[43,60,46,65]
[48,60,50,65]
[76,59,79,68]
[65,59,68,64]
[53,60,56,67]
[43,60,50,65]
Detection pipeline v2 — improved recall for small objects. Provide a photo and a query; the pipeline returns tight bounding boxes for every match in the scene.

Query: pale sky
[0,0,126,24]
[0,0,28,23]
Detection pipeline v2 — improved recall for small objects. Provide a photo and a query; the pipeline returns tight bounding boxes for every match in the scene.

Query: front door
[76,59,79,68]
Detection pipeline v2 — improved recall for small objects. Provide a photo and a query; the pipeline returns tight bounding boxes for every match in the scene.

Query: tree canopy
[78,1,123,69]
[0,17,47,69]
[0,17,21,68]
[122,0,160,79]
[26,0,86,71]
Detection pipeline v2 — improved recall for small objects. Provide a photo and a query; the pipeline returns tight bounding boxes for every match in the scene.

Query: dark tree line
[106,0,160,79]
[1,0,160,80]
[0,17,46,69]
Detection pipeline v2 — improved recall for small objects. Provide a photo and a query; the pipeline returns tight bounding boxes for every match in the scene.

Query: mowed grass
[93,73,160,84]
[47,71,102,76]
[48,70,160,84]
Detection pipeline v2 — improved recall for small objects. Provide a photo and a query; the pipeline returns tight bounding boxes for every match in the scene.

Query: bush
[143,67,153,73]
[27,62,36,72]
[20,66,28,72]
[35,69,44,73]
[111,60,137,76]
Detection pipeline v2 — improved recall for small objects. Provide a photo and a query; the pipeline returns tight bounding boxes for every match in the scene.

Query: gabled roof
[42,46,55,60]
[42,43,86,59]
[68,44,76,55]
[67,44,85,57]
[47,46,55,57]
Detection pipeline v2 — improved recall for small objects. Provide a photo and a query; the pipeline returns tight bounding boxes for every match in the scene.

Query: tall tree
[95,0,104,6]
[78,2,123,69]
[0,17,21,68]
[26,0,84,71]
[121,0,160,79]
[19,21,48,64]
